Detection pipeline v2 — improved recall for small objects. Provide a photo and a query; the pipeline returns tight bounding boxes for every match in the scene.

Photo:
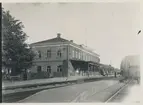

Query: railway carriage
[120,55,140,81]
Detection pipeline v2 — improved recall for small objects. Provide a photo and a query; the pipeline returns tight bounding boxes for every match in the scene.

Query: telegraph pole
[85,28,87,46]
[66,44,69,79]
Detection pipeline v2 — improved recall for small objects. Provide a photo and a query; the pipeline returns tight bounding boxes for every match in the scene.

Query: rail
[70,78,129,102]
[105,80,131,103]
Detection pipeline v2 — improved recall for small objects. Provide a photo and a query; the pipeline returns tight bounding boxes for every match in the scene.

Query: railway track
[71,82,121,102]
[70,80,131,102]
[105,80,133,103]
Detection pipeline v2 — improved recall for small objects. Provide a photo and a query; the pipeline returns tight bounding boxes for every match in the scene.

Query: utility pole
[67,44,69,79]
[85,28,87,46]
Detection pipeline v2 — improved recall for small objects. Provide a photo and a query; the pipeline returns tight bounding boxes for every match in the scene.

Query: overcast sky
[3,2,141,68]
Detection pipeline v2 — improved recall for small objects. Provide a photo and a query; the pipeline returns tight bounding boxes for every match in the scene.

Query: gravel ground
[18,79,120,103]
[108,80,141,103]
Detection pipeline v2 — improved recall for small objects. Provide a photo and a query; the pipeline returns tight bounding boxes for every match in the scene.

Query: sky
[3,2,141,68]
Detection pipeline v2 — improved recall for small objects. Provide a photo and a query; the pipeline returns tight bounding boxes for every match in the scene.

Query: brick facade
[29,33,100,78]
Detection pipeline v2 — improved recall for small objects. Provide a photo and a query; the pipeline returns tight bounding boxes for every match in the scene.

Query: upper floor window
[72,50,75,58]
[94,57,96,61]
[85,55,86,61]
[89,55,91,61]
[81,52,83,60]
[91,56,92,61]
[47,50,51,58]
[78,52,80,59]
[86,55,88,61]
[75,51,78,58]
[87,55,89,61]
[47,66,51,73]
[80,52,82,60]
[38,51,41,58]
[57,65,62,72]
[83,53,85,60]
[57,49,62,57]
[98,58,100,62]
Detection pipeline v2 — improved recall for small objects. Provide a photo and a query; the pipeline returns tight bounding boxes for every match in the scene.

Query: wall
[31,61,63,71]
[30,44,69,77]
[32,45,68,62]
[69,45,100,63]
[29,40,100,78]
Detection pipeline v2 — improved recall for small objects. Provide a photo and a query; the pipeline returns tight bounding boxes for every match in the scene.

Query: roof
[31,37,69,45]
[30,33,99,56]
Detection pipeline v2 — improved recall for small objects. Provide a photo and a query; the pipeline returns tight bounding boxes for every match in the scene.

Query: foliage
[2,9,35,75]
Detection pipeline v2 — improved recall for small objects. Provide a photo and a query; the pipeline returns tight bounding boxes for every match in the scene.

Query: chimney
[57,33,61,38]
[70,40,73,43]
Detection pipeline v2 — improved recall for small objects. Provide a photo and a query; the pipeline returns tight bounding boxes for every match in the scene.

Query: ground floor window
[37,66,42,72]
[47,66,51,73]
[57,65,62,72]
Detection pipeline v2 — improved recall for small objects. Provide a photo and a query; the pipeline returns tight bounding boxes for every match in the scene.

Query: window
[47,66,51,73]
[81,52,83,59]
[77,51,79,59]
[86,55,88,60]
[76,51,78,58]
[81,52,83,60]
[57,65,62,72]
[91,56,93,61]
[90,56,91,61]
[37,66,42,72]
[79,52,80,59]
[38,51,41,58]
[83,53,85,60]
[77,52,79,59]
[72,50,74,58]
[87,55,89,61]
[94,57,97,62]
[98,58,100,62]
[57,49,62,57]
[47,50,51,58]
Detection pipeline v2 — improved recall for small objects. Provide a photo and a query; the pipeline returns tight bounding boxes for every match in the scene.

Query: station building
[30,33,100,78]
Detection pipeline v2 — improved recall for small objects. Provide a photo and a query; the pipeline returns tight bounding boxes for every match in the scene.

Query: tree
[2,9,35,76]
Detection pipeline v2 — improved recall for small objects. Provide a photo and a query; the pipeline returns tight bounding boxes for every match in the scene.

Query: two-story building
[30,33,100,78]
